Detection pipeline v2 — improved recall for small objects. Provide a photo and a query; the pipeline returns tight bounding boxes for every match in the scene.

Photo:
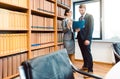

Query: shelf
[57,16,65,20]
[31,42,55,50]
[57,30,63,32]
[0,29,28,31]
[58,42,63,45]
[0,0,71,79]
[0,50,28,58]
[31,29,55,32]
[46,0,56,3]
[3,73,19,79]
[57,2,70,9]
[31,9,55,17]
[0,1,28,12]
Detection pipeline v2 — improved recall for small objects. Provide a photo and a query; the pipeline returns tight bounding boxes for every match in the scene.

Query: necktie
[80,15,83,21]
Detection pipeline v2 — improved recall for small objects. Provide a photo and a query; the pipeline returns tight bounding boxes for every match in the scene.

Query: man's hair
[79,4,86,9]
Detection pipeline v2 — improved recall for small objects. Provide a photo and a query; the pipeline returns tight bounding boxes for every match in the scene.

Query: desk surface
[105,61,120,79]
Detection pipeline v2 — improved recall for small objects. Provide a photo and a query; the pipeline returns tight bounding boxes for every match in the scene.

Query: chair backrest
[112,43,120,63]
[20,49,74,79]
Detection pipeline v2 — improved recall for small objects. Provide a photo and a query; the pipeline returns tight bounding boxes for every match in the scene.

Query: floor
[73,60,113,79]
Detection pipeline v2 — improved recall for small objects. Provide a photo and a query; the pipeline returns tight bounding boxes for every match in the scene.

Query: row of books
[57,6,65,17]
[31,33,54,47]
[58,44,64,50]
[57,0,71,7]
[58,33,63,42]
[32,46,54,58]
[0,0,27,8]
[0,53,27,79]
[32,15,54,30]
[0,33,27,56]
[57,20,62,30]
[31,0,54,13]
[0,8,27,30]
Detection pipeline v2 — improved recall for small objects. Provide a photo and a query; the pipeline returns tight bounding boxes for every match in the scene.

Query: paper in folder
[72,20,85,30]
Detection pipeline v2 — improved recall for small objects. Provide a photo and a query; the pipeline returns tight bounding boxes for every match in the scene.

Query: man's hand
[84,40,90,45]
[75,28,80,32]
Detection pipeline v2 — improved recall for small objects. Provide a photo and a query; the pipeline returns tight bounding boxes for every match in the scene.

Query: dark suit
[62,19,75,54]
[77,13,94,72]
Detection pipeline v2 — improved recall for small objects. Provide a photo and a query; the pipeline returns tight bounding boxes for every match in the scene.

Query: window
[104,0,120,41]
[73,0,102,39]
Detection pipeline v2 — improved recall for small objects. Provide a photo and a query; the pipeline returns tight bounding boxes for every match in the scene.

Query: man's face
[79,8,86,15]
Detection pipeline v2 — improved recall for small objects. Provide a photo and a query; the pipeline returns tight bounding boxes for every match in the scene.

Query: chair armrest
[69,60,103,79]
[19,66,26,79]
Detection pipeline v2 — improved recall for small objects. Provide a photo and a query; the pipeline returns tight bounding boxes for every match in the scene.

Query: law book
[16,55,20,73]
[51,3,54,13]
[31,0,34,10]
[12,0,18,6]
[32,15,38,28]
[12,55,17,74]
[6,34,10,54]
[9,34,12,54]
[0,34,3,55]
[38,16,44,29]
[7,57,12,76]
[0,58,2,79]
[25,33,27,51]
[3,57,7,78]
[39,0,44,10]
[24,53,27,61]
[19,0,27,8]
[72,20,85,30]
[20,54,24,63]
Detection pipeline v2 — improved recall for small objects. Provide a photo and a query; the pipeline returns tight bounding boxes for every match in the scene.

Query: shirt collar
[81,12,86,18]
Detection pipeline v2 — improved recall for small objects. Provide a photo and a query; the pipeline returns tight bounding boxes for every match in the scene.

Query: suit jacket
[77,13,94,41]
[62,18,74,41]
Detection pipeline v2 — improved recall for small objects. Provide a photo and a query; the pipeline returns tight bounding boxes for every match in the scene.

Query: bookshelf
[0,0,71,79]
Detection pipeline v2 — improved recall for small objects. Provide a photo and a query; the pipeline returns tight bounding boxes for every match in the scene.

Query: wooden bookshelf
[0,0,71,78]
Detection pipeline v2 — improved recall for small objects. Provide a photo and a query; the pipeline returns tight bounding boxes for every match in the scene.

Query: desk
[105,61,120,79]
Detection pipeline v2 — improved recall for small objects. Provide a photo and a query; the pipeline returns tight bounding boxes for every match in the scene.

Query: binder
[72,20,85,30]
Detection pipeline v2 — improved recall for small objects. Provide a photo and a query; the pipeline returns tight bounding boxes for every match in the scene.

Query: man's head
[79,4,86,15]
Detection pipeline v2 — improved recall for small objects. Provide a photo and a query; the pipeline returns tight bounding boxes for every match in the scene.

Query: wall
[75,40,115,64]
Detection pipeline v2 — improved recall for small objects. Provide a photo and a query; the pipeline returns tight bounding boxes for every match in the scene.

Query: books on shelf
[0,33,27,56]
[0,53,27,79]
[0,0,28,8]
[0,8,27,30]
[32,46,55,58]
[31,32,54,48]
[32,15,54,30]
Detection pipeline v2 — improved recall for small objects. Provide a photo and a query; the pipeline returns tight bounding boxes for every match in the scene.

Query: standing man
[76,4,94,73]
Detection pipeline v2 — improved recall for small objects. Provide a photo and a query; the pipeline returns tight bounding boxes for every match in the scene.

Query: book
[72,20,85,30]
[0,59,2,79]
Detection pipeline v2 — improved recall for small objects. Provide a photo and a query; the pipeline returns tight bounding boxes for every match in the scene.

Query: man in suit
[76,4,94,73]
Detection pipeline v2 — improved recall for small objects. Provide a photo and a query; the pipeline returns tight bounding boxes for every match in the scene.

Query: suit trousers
[77,37,93,72]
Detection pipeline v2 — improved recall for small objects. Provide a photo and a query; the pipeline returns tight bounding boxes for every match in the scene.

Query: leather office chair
[112,43,120,63]
[19,49,102,79]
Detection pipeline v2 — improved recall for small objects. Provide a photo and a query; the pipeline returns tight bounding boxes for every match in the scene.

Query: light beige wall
[75,40,115,64]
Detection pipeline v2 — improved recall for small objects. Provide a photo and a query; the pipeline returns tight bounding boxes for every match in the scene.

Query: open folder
[72,20,85,30]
